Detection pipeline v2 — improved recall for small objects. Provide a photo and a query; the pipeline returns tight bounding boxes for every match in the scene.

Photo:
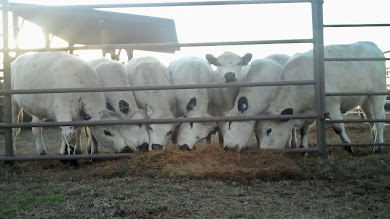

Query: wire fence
[1,0,389,161]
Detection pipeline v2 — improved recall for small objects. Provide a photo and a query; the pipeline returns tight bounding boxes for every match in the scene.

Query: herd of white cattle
[10,41,387,156]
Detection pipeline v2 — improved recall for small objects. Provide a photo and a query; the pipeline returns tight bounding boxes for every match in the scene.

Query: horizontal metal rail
[326,91,389,96]
[327,142,390,147]
[242,147,320,154]
[0,153,133,161]
[0,80,316,95]
[0,147,320,161]
[324,23,390,27]
[0,39,313,53]
[0,114,318,128]
[1,0,312,10]
[324,58,390,61]
[326,119,390,123]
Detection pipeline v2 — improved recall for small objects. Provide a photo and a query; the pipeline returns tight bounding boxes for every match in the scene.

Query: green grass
[1,193,64,217]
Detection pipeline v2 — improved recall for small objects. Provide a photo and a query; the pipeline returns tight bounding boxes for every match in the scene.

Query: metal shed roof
[9,3,179,54]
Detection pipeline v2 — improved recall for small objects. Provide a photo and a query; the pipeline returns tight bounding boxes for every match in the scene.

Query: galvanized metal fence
[0,0,389,161]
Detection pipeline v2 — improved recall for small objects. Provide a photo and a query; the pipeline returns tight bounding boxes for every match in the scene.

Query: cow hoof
[372,146,384,154]
[40,150,47,156]
[66,160,79,169]
[179,144,191,151]
[152,144,163,151]
[68,146,75,155]
[224,146,235,151]
[137,143,149,152]
[120,146,133,153]
[343,146,354,153]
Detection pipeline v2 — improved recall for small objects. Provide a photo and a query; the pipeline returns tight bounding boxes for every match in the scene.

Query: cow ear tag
[238,96,248,113]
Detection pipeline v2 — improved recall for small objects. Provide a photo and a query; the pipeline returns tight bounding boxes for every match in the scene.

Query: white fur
[88,58,149,151]
[124,57,177,150]
[11,52,128,155]
[169,57,217,150]
[258,42,386,153]
[222,55,287,151]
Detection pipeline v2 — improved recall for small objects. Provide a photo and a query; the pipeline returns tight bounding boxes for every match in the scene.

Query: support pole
[311,0,327,160]
[2,0,14,156]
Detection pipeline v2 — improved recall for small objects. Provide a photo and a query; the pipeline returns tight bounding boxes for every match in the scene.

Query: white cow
[169,57,218,150]
[257,41,386,153]
[221,55,287,151]
[88,58,149,152]
[125,57,177,151]
[206,51,252,142]
[11,52,130,155]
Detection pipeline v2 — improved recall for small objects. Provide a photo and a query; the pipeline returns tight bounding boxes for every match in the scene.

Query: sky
[1,0,390,69]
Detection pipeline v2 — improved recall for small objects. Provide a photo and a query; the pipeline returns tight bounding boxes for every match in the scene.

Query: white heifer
[88,58,149,152]
[221,55,287,151]
[11,52,130,155]
[169,57,218,150]
[258,41,386,153]
[125,57,177,151]
[206,51,252,142]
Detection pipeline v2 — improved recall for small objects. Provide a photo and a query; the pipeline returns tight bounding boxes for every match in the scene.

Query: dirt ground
[1,118,390,218]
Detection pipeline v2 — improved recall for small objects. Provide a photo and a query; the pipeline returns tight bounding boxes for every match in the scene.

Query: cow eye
[167,130,173,136]
[138,124,142,128]
[149,127,153,131]
[266,128,272,136]
[104,130,112,136]
[217,62,222,66]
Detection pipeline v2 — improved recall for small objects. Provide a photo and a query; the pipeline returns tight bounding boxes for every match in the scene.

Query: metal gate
[1,0,389,162]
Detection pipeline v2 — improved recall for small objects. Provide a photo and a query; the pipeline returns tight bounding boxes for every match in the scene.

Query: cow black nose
[224,146,231,151]
[120,146,133,153]
[137,142,149,152]
[152,144,163,150]
[179,144,191,151]
[224,72,236,82]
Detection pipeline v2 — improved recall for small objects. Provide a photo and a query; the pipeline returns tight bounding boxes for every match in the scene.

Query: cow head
[119,109,150,152]
[146,106,177,151]
[206,51,252,83]
[85,110,131,153]
[176,113,218,151]
[257,109,295,149]
[222,96,255,152]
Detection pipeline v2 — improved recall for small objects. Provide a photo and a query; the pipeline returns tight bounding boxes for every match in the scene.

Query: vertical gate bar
[311,0,327,160]
[2,0,14,156]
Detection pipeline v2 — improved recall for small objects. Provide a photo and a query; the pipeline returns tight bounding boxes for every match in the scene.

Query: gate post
[311,0,327,160]
[2,0,15,156]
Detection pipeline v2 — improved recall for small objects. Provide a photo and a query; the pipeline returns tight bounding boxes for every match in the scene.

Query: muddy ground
[1,119,390,218]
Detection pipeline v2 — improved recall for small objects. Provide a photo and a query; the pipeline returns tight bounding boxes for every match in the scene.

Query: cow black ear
[119,100,130,114]
[237,96,248,113]
[280,108,293,122]
[80,110,91,121]
[186,97,197,112]
[106,102,114,112]
[206,54,218,66]
[190,122,194,128]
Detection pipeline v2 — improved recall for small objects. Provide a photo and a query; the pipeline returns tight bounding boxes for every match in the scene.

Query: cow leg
[290,128,298,148]
[369,95,386,153]
[74,127,82,154]
[360,100,376,142]
[12,103,23,155]
[329,107,353,153]
[54,110,76,155]
[300,125,310,148]
[90,133,99,154]
[31,116,47,155]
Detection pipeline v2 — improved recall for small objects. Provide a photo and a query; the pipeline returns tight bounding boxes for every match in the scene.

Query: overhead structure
[9,3,180,60]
